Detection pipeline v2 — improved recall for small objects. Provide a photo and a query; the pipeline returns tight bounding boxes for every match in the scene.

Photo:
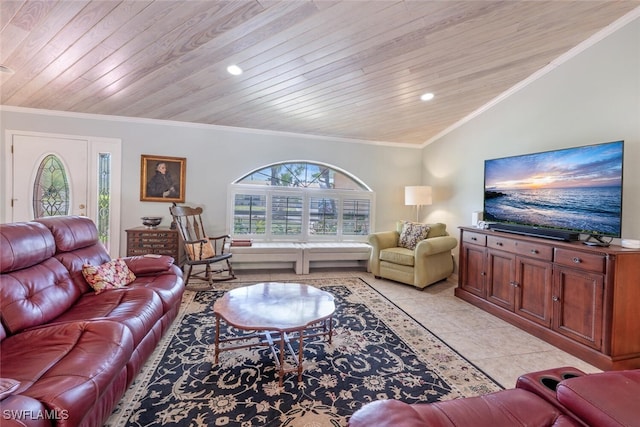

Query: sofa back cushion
[0,222,82,335]
[35,216,111,292]
[1,258,81,334]
[1,222,55,273]
[35,215,100,252]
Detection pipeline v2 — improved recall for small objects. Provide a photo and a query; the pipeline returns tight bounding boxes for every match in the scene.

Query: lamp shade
[405,186,432,206]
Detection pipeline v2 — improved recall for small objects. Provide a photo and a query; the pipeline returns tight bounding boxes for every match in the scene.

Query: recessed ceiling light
[0,65,14,74]
[227,65,243,76]
[420,92,434,101]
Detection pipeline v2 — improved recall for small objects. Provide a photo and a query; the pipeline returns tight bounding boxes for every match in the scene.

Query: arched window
[229,161,374,242]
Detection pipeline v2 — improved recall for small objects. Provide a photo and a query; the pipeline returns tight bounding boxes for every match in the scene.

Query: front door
[6,131,122,257]
[12,134,88,220]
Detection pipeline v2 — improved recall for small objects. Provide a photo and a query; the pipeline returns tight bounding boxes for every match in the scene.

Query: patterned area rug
[107,277,502,426]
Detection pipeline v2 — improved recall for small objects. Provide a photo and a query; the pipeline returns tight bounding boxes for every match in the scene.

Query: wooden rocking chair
[169,204,235,286]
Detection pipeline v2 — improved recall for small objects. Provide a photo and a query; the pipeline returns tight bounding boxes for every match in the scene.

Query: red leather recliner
[348,367,640,427]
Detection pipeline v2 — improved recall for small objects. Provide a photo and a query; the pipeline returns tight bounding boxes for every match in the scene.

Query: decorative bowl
[141,216,162,228]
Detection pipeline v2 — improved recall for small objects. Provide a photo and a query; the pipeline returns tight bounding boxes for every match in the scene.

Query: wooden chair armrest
[183,238,208,245]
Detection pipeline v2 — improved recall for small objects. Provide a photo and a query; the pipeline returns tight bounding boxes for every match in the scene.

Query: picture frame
[140,155,186,202]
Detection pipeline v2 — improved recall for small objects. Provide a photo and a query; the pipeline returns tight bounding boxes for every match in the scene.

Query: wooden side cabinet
[456,226,640,370]
[126,227,184,265]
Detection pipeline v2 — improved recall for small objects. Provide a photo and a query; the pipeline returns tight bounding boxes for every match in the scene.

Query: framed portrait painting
[140,155,186,202]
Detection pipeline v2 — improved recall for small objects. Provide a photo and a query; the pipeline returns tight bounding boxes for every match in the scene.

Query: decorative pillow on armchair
[185,240,216,261]
[399,221,431,250]
[82,258,137,294]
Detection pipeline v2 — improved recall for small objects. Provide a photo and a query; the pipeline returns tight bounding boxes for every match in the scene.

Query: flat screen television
[483,140,624,245]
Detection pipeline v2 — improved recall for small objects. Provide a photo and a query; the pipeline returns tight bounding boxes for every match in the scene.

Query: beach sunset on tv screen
[484,140,623,237]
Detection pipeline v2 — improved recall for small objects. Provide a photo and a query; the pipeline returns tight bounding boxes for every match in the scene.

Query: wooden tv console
[455,226,640,370]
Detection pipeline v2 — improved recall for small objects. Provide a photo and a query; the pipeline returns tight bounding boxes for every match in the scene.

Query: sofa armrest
[0,394,51,427]
[415,236,458,257]
[368,231,400,251]
[123,255,174,275]
[368,231,400,275]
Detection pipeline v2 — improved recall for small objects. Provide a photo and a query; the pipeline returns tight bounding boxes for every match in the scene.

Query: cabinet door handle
[552,296,560,302]
[496,242,503,246]
[471,237,477,241]
[572,257,582,264]
[510,281,519,288]
[531,249,539,254]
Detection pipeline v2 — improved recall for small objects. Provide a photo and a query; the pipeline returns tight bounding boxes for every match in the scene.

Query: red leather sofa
[0,216,184,427]
[348,366,640,427]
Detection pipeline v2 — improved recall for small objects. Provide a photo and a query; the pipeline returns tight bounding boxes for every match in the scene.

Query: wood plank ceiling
[1,1,638,145]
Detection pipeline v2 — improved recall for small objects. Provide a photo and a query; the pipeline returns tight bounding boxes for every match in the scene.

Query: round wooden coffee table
[213,282,335,386]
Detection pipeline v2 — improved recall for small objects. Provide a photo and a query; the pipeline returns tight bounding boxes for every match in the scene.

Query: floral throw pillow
[398,221,431,250]
[82,258,136,294]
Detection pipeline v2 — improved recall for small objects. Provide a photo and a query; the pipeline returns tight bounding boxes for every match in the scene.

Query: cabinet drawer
[554,249,605,273]
[129,233,175,241]
[463,231,486,246]
[487,235,516,252]
[515,241,553,261]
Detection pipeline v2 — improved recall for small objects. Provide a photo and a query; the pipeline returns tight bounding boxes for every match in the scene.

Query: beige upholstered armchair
[368,222,457,289]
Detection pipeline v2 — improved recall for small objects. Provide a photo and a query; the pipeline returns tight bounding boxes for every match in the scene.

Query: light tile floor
[231,267,601,388]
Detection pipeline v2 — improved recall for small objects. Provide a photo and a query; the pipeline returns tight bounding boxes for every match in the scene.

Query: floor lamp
[405,186,432,222]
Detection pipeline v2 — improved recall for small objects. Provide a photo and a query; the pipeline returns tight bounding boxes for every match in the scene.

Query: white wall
[422,18,640,257]
[0,110,422,256]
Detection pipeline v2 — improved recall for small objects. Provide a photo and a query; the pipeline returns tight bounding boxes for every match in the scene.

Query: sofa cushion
[0,320,134,427]
[82,258,136,294]
[126,265,185,313]
[0,222,55,274]
[1,257,83,335]
[399,222,431,250]
[51,287,164,347]
[35,215,100,252]
[380,247,414,266]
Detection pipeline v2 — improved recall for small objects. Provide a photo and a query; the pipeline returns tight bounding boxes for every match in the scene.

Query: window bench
[229,242,371,274]
[300,242,371,274]
[230,243,304,274]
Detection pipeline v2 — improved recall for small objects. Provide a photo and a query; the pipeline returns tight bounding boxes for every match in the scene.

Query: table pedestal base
[214,317,333,386]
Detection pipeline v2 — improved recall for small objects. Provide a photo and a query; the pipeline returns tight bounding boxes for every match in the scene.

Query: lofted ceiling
[1,1,638,146]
